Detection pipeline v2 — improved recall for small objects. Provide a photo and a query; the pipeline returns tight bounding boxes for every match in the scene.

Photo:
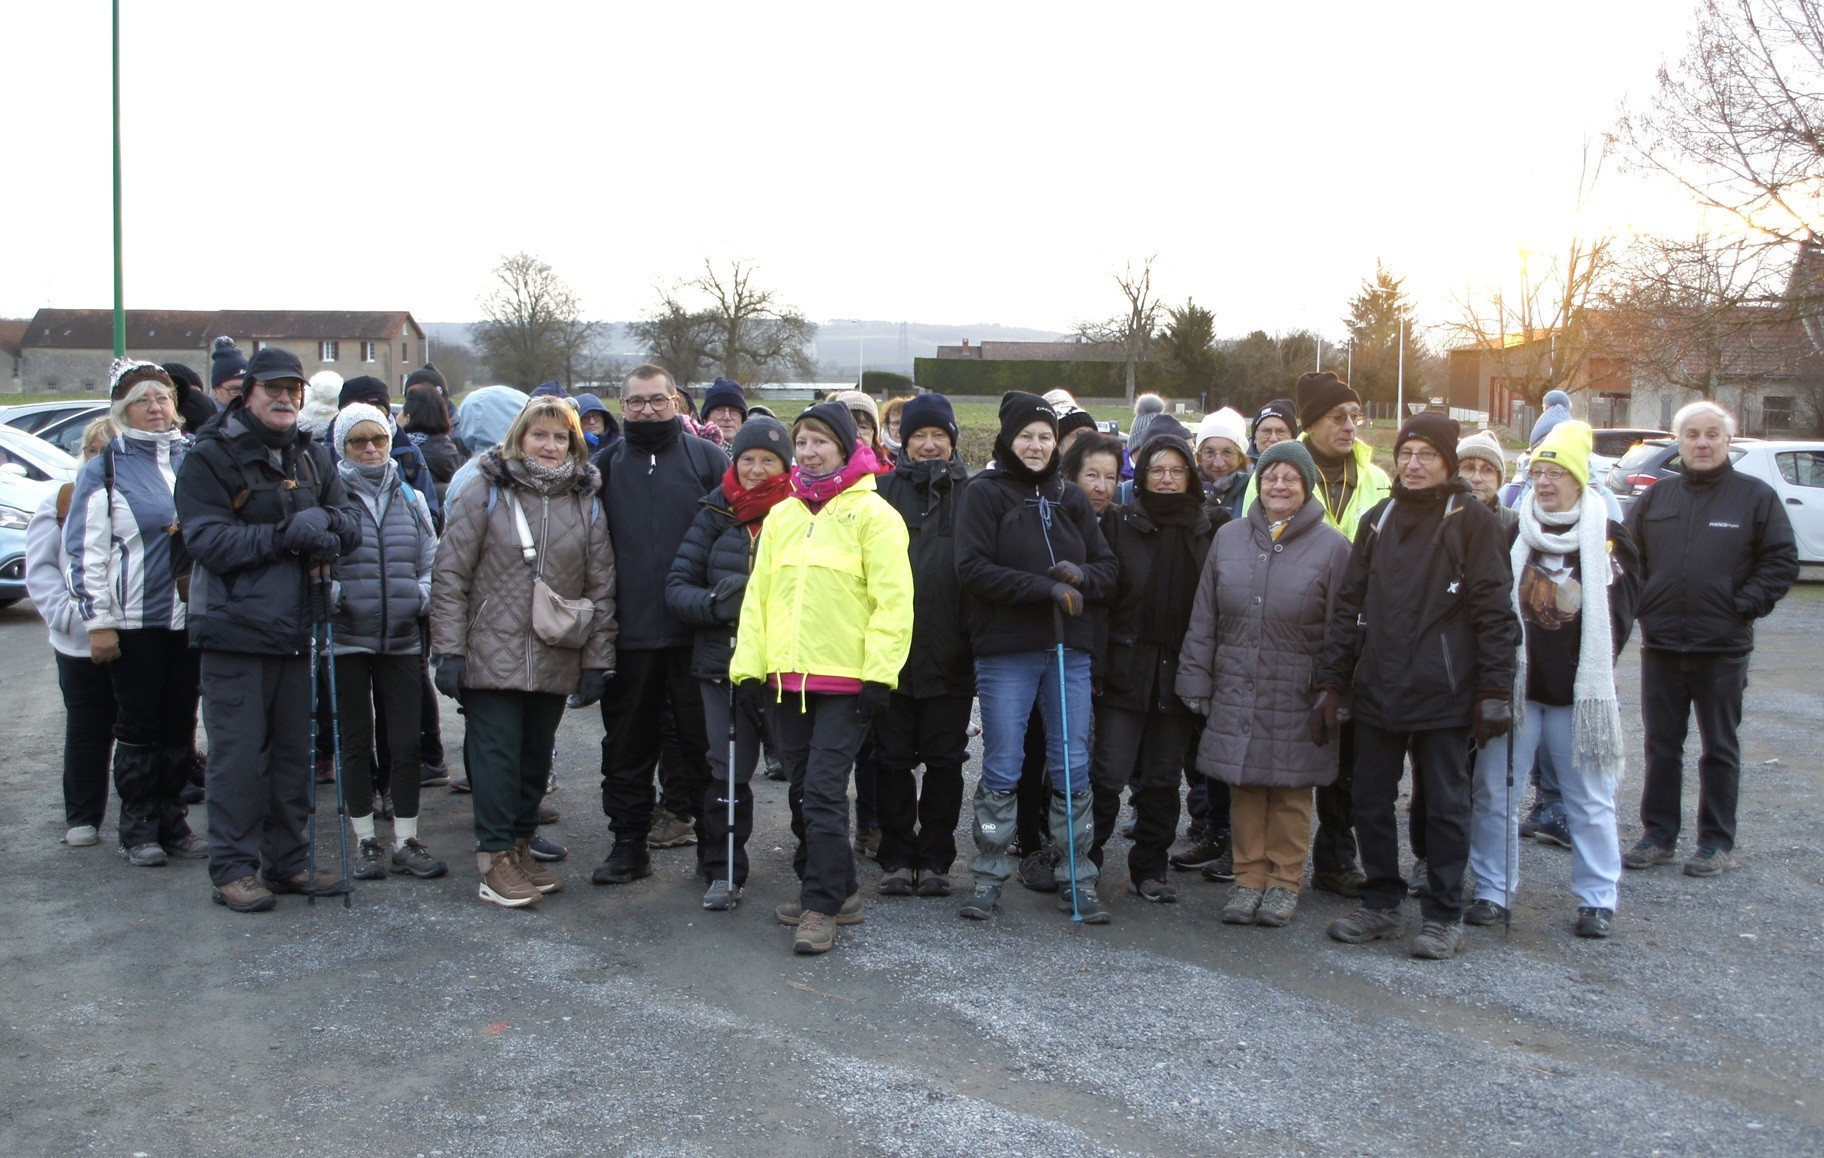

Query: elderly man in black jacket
[176,347,361,912]
[1315,412,1521,960]
[1623,400,1797,877]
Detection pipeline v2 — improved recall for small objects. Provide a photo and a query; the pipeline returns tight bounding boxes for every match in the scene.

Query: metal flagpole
[111,0,124,358]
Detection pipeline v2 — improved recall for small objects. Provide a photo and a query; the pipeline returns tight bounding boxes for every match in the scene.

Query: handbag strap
[506,491,542,577]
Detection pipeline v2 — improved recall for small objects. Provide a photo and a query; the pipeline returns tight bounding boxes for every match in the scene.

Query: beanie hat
[331,402,392,453]
[1252,398,1298,441]
[108,358,173,402]
[1254,438,1320,497]
[529,380,569,400]
[1295,371,1361,430]
[833,389,880,431]
[1532,419,1593,489]
[338,374,389,410]
[1457,429,1506,476]
[1042,388,1076,409]
[1133,424,1197,491]
[1530,389,1574,447]
[1194,407,1249,456]
[794,401,859,462]
[300,371,345,437]
[1056,405,1098,442]
[209,336,248,390]
[700,377,748,421]
[161,361,203,393]
[1395,412,1462,475]
[899,392,959,447]
[996,390,1058,443]
[1134,393,1166,417]
[730,414,793,468]
[404,363,446,393]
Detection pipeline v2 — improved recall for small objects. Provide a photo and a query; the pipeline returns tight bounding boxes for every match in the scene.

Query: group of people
[29,349,1799,960]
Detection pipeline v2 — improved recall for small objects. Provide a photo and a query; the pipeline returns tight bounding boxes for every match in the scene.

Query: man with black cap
[208,336,249,409]
[1315,411,1519,959]
[175,345,361,912]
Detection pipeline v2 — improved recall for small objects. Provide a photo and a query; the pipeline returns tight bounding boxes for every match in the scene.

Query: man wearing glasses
[1316,412,1519,960]
[175,347,361,912]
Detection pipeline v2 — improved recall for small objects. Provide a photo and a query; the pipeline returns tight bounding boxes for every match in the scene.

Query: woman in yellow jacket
[730,401,913,956]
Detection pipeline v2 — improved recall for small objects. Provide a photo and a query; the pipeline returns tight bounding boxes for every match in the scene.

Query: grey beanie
[729,414,792,467]
[1457,429,1506,475]
[1254,438,1320,496]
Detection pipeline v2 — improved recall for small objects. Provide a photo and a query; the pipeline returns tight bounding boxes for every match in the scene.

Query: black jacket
[1317,479,1520,731]
[1627,460,1798,655]
[954,466,1116,657]
[592,422,726,651]
[664,486,757,681]
[175,404,360,655]
[1097,500,1214,716]
[877,457,974,697]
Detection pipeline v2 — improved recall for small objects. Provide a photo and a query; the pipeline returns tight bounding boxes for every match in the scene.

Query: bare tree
[1076,258,1162,402]
[629,298,716,386]
[473,253,601,390]
[684,260,817,383]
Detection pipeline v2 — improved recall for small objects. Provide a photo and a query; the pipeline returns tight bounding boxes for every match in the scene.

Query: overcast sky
[4,1,1705,340]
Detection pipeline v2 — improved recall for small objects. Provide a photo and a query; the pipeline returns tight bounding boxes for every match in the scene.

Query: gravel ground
[2,588,1822,1155]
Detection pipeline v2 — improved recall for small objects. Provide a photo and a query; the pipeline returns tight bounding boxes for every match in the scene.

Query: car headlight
[0,505,29,531]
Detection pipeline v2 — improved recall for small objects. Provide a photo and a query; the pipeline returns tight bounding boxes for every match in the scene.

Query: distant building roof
[21,309,422,350]
[0,318,26,360]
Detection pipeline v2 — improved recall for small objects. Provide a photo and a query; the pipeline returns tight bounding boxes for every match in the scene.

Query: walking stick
[314,565,353,908]
[725,635,740,907]
[1503,726,1515,937]
[305,575,322,907]
[1054,604,1082,924]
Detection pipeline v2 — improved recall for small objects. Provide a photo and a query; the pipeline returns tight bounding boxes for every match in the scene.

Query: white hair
[1672,399,1736,438]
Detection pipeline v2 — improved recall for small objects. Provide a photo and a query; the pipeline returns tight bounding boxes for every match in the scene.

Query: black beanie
[794,400,858,462]
[1056,405,1098,442]
[162,362,203,393]
[1295,372,1360,430]
[899,392,959,447]
[700,377,748,421]
[1252,398,1298,440]
[996,391,1058,443]
[1395,411,1462,475]
[339,375,390,410]
[404,363,446,393]
[209,336,248,390]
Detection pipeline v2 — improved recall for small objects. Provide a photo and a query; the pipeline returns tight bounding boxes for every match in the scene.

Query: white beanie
[299,370,344,437]
[1195,407,1249,456]
[1042,388,1076,409]
[1457,429,1506,474]
[331,402,392,453]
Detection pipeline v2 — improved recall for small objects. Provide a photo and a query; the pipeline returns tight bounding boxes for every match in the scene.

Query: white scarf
[1510,489,1625,788]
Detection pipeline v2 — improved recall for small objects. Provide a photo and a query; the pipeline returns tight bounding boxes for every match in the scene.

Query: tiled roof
[22,309,421,349]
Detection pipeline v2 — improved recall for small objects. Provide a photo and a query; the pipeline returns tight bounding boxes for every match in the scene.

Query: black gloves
[1474,696,1514,746]
[280,506,332,554]
[1048,560,1084,587]
[572,668,610,707]
[1309,688,1342,747]
[1051,582,1084,617]
[434,654,466,699]
[734,679,766,712]
[859,681,892,726]
[711,575,747,624]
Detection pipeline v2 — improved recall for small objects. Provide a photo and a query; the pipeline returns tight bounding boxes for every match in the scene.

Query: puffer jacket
[64,428,190,633]
[331,460,437,656]
[1177,498,1352,787]
[176,404,360,655]
[728,473,914,689]
[1097,498,1214,716]
[1242,435,1390,540]
[27,487,88,657]
[876,456,974,698]
[664,486,759,681]
[429,449,617,695]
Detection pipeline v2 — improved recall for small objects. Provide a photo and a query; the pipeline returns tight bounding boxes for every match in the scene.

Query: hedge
[912,357,1169,397]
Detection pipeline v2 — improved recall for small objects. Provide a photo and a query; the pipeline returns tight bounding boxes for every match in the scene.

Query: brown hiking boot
[261,867,349,897]
[212,875,276,912]
[775,892,863,926]
[514,837,564,894]
[792,910,837,954]
[479,849,543,908]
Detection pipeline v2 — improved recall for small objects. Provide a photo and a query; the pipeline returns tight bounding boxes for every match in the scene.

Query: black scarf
[1389,476,1472,541]
[991,439,1058,487]
[1135,487,1204,653]
[236,401,299,450]
[623,415,681,455]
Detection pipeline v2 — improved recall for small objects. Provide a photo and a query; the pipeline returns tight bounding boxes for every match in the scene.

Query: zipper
[1440,636,1457,692]
[374,503,389,648]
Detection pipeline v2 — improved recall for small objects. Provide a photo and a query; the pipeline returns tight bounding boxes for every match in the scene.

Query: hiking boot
[1200,850,1236,883]
[1575,906,1614,938]
[352,837,389,880]
[1254,886,1299,927]
[1327,906,1404,944]
[1411,920,1467,960]
[162,833,208,860]
[1683,846,1735,877]
[392,838,449,880]
[878,867,916,896]
[537,796,560,825]
[591,840,653,885]
[64,825,100,847]
[179,784,205,805]
[1518,800,1546,839]
[647,808,696,849]
[513,839,562,894]
[121,843,167,867]
[528,833,567,861]
[1464,898,1508,926]
[1311,867,1366,898]
[212,875,275,912]
[1169,829,1232,871]
[1622,838,1677,870]
[854,824,883,861]
[1018,846,1061,893]
[1222,886,1265,924]
[916,871,952,897]
[478,849,542,908]
[776,892,863,926]
[703,879,742,910]
[420,762,450,788]
[1408,858,1427,898]
[1534,812,1571,848]
[763,753,787,781]
[792,911,837,955]
[1057,887,1112,924]
[263,866,350,896]
[371,792,394,821]
[449,774,471,794]
[958,884,1001,919]
[1120,819,1138,840]
[1133,878,1178,904]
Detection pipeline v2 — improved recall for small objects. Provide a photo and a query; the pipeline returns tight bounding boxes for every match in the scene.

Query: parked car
[0,399,110,439]
[1730,440,1824,564]
[0,471,58,609]
[0,425,78,484]
[1591,427,1671,480]
[26,404,111,456]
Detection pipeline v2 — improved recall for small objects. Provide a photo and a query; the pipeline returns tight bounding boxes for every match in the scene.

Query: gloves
[433,654,466,699]
[1474,696,1514,746]
[280,506,332,554]
[711,575,747,624]
[308,531,343,567]
[734,678,767,713]
[1048,560,1084,587]
[1051,582,1084,617]
[859,681,892,727]
[1309,688,1342,747]
[89,628,121,664]
[572,668,610,707]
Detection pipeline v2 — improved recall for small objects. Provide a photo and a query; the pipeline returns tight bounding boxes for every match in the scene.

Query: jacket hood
[458,386,531,456]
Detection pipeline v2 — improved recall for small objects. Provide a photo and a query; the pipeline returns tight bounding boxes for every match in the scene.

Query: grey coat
[331,461,437,656]
[1176,497,1351,789]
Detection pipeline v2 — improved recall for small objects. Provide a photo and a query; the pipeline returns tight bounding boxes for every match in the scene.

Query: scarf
[991,439,1059,487]
[1511,489,1624,788]
[681,411,724,447]
[1134,487,1204,653]
[723,463,793,527]
[510,455,579,496]
[338,458,397,519]
[791,444,877,513]
[623,415,681,455]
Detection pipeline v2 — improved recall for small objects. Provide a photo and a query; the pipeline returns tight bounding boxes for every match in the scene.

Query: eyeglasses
[1394,447,1441,466]
[345,434,390,448]
[1527,466,1572,483]
[623,395,672,413]
[1146,466,1189,480]
[1323,407,1365,426]
[258,380,304,400]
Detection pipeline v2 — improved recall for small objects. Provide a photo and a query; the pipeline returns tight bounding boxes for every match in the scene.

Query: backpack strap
[54,482,74,527]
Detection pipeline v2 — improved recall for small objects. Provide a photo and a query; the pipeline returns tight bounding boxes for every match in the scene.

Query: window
[362,341,376,363]
[1777,450,1824,488]
[1763,395,1793,435]
[400,343,407,363]
[319,340,339,363]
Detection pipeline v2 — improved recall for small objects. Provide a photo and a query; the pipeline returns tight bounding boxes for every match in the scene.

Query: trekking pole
[317,566,354,909]
[1053,604,1083,924]
[725,637,740,907]
[305,574,322,908]
[1503,724,1515,938]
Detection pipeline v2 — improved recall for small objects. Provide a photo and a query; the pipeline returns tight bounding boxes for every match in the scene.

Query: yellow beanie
[1532,418,1592,488]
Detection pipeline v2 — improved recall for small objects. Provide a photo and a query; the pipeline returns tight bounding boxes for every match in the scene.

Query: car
[0,471,59,609]
[0,425,78,485]
[1730,440,1824,564]
[29,404,111,456]
[0,399,110,439]
[1590,427,1671,481]
[1604,437,1764,517]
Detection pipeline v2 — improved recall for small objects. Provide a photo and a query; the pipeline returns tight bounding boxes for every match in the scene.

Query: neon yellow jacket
[1243,434,1391,541]
[728,473,914,689]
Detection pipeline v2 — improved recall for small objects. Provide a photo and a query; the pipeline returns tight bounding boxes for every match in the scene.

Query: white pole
[858,326,865,391]
[1316,336,1322,372]
[1396,315,1406,418]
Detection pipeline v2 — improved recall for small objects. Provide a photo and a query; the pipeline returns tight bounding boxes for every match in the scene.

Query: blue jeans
[975,650,1092,795]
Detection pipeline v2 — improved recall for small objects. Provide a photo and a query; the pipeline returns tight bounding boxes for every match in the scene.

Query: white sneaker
[64,825,99,847]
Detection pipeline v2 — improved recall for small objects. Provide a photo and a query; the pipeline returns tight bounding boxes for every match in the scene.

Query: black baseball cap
[244,346,306,383]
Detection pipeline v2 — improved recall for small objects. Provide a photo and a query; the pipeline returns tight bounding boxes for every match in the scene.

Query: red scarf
[790,444,877,513]
[723,464,793,527]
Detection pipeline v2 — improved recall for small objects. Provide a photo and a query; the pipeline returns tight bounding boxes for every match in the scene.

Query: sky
[2,1,1708,342]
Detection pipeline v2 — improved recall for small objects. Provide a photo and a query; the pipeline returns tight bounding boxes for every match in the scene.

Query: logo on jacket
[1447,580,1461,594]
[1708,521,1740,529]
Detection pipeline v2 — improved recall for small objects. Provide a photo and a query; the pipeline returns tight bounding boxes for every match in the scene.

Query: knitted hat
[730,414,793,468]
[1133,420,1197,492]
[1056,404,1098,442]
[1194,407,1249,456]
[404,363,446,393]
[1395,412,1462,475]
[996,390,1058,442]
[108,358,173,402]
[794,400,858,462]
[209,336,248,390]
[1042,388,1076,409]
[1532,419,1593,488]
[899,392,959,446]
[161,361,203,393]
[1530,389,1573,447]
[338,374,389,410]
[1254,438,1320,496]
[1295,371,1361,430]
[299,371,345,437]
[332,402,392,453]
[833,389,880,431]
[700,377,748,421]
[1252,398,1298,441]
[1456,429,1506,475]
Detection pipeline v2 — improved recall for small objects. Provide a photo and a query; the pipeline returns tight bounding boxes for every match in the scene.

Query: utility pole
[1396,314,1406,419]
[111,0,124,357]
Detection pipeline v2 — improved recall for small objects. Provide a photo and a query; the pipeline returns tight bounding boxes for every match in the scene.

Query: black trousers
[201,651,312,885]
[464,689,565,852]
[110,628,201,849]
[1089,705,1193,885]
[771,692,866,915]
[872,692,971,873]
[700,679,765,886]
[56,650,117,829]
[1640,648,1750,852]
[1312,719,1359,872]
[335,652,423,820]
[1354,721,1473,923]
[597,646,711,841]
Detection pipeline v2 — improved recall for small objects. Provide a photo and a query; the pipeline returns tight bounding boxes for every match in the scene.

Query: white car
[1730,440,1824,564]
[0,425,78,485]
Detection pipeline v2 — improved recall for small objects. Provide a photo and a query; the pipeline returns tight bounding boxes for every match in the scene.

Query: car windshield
[0,426,77,469]
[1614,442,1668,472]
